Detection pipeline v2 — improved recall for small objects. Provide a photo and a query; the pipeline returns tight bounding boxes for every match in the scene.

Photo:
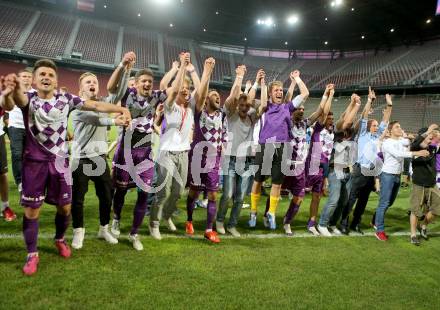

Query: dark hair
[33,59,57,74]
[238,93,248,101]
[388,121,399,131]
[135,69,154,81]
[367,119,378,132]
[327,111,334,116]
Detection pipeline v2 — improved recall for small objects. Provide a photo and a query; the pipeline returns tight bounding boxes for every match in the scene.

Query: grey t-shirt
[224,105,257,157]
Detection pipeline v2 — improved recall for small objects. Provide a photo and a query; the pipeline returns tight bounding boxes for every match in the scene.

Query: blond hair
[268,81,283,94]
[78,72,97,97]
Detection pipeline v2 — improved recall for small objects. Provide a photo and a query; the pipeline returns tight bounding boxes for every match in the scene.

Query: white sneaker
[248,212,257,228]
[284,224,293,236]
[227,226,241,237]
[241,203,250,209]
[72,228,85,249]
[149,221,162,240]
[330,226,342,236]
[263,216,269,228]
[98,225,118,244]
[111,219,120,237]
[308,226,321,236]
[166,218,177,232]
[128,234,144,251]
[266,212,276,230]
[317,225,332,237]
[216,221,226,234]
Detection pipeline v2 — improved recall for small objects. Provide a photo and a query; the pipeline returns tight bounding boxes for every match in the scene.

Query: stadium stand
[72,20,118,64]
[0,5,33,49]
[1,1,439,91]
[195,47,231,82]
[122,28,159,69]
[22,13,75,58]
[163,36,189,70]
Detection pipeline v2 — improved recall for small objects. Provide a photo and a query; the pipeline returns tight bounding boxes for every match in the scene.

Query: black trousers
[71,156,113,228]
[340,164,376,229]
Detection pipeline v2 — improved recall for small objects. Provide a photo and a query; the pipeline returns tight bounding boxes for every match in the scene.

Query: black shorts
[0,135,7,174]
[254,143,285,185]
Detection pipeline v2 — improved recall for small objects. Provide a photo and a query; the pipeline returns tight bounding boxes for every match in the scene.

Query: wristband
[252,82,259,90]
[117,62,124,68]
[236,75,243,80]
[188,69,195,74]
[322,95,328,100]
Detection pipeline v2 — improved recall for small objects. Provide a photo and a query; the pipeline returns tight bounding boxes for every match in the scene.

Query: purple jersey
[192,108,226,153]
[305,121,325,176]
[121,87,167,135]
[290,118,310,162]
[320,127,334,164]
[436,152,440,172]
[258,95,304,144]
[22,91,84,161]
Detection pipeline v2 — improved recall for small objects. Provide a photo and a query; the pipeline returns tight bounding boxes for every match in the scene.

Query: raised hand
[204,57,216,72]
[291,70,300,80]
[329,87,335,97]
[368,86,376,101]
[256,69,265,85]
[246,80,252,89]
[325,84,334,96]
[179,52,190,66]
[235,65,246,78]
[122,51,136,67]
[172,61,180,70]
[385,94,393,106]
[186,63,195,73]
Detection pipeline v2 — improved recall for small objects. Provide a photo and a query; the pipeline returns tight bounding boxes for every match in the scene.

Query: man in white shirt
[374,120,429,241]
[215,65,259,237]
[8,69,32,192]
[148,53,196,240]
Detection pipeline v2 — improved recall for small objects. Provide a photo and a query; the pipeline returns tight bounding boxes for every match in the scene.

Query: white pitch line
[1,231,439,240]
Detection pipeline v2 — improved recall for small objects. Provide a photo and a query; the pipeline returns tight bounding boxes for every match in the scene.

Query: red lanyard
[178,105,187,132]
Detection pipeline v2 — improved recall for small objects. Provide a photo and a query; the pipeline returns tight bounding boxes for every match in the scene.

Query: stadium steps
[407,59,440,84]
[360,48,414,86]
[310,58,356,90]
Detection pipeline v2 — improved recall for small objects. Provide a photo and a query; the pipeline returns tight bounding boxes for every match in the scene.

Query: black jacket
[410,134,438,187]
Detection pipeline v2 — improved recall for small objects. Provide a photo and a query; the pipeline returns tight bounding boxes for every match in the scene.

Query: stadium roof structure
[11,0,440,51]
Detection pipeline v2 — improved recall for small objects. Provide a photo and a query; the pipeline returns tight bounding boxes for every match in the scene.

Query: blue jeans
[319,170,352,227]
[7,126,25,185]
[217,156,251,228]
[375,172,401,232]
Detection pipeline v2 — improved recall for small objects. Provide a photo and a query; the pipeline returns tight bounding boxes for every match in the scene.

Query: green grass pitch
[0,138,439,309]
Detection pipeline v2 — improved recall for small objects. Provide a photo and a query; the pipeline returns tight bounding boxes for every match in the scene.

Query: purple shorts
[306,168,324,194]
[283,172,306,198]
[187,149,221,192]
[21,158,72,209]
[112,143,155,189]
